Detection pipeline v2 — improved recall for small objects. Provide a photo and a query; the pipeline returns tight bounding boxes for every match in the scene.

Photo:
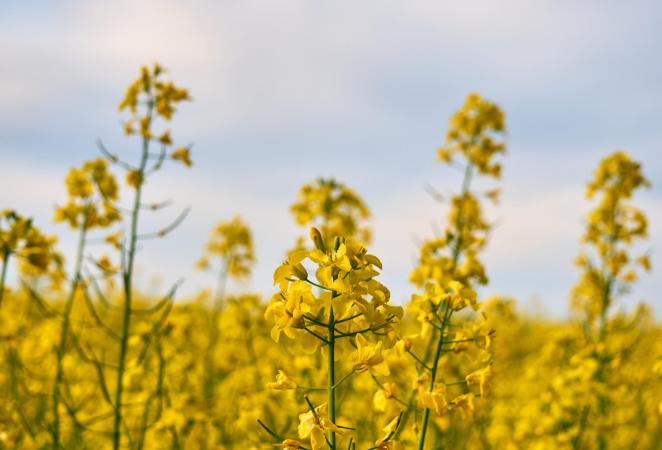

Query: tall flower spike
[409,93,505,450]
[264,226,401,449]
[572,151,651,323]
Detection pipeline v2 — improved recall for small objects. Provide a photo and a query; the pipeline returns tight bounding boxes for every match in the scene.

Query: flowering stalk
[417,162,473,449]
[410,93,505,449]
[51,220,87,449]
[570,151,651,450]
[112,120,150,450]
[0,248,8,306]
[51,157,121,448]
[197,217,254,402]
[264,227,402,449]
[327,307,337,448]
[110,63,191,450]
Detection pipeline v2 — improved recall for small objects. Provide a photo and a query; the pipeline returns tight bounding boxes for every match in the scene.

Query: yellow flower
[267,370,298,390]
[171,147,193,167]
[437,92,506,178]
[126,170,143,189]
[105,231,123,250]
[65,168,93,198]
[158,130,172,146]
[199,216,254,279]
[139,115,152,139]
[275,439,305,449]
[419,383,449,416]
[290,178,371,250]
[297,403,343,450]
[447,280,478,311]
[450,393,475,418]
[96,256,119,274]
[123,120,134,135]
[466,364,494,398]
[373,414,403,449]
[373,382,398,411]
[352,334,389,376]
[265,281,313,343]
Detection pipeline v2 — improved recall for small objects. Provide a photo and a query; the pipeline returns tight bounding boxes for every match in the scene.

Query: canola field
[0,64,660,450]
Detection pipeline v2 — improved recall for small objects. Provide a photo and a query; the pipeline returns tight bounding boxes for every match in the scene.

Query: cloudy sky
[1,0,661,316]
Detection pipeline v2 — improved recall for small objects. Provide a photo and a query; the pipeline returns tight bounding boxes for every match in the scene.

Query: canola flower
[197,216,255,310]
[290,178,371,252]
[0,210,62,306]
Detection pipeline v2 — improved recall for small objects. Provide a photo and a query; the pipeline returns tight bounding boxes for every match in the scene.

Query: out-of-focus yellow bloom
[198,216,254,280]
[126,169,143,189]
[171,147,193,167]
[437,93,506,178]
[54,158,121,229]
[1,210,63,286]
[267,370,298,390]
[275,439,305,449]
[290,178,371,250]
[450,393,475,418]
[420,383,449,416]
[572,151,651,322]
[466,365,494,398]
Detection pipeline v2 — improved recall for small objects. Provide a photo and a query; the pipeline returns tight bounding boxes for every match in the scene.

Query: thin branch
[406,349,432,372]
[97,139,134,171]
[136,207,190,240]
[302,325,329,344]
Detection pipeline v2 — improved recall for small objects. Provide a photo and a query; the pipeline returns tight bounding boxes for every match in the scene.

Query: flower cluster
[290,178,371,250]
[264,227,403,449]
[0,210,63,297]
[197,216,255,280]
[54,158,121,229]
[572,151,651,321]
[437,92,506,178]
[119,62,193,179]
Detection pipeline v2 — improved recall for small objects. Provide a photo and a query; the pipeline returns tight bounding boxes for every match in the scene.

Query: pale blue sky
[1,0,661,316]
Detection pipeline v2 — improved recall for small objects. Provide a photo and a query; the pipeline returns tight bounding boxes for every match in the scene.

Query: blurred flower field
[0,64,660,450]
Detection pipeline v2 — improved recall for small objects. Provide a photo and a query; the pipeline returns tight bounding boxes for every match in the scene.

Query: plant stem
[214,259,228,312]
[204,261,228,402]
[418,305,452,450]
[327,307,336,449]
[0,249,9,309]
[418,162,473,450]
[52,222,87,449]
[113,105,152,450]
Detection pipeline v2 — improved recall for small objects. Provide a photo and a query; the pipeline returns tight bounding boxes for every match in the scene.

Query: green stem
[204,262,228,403]
[0,249,9,309]
[417,162,473,450]
[594,196,618,450]
[327,307,336,449]
[418,306,452,450]
[113,105,152,450]
[52,222,87,449]
[214,259,228,312]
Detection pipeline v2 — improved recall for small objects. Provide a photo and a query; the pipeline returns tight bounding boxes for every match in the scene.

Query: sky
[1,0,661,317]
